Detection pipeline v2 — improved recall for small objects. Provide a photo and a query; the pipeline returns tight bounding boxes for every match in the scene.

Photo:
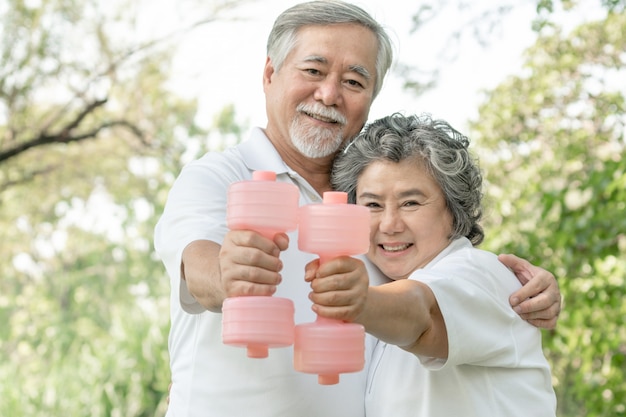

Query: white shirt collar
[238,127,290,174]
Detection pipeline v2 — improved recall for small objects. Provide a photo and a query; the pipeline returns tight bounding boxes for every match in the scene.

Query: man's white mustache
[297,103,347,125]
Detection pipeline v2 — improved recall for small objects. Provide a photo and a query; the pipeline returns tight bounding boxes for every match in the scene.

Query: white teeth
[381,243,411,252]
[306,112,336,123]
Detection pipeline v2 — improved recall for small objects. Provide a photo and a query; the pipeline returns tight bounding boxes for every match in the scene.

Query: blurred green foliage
[0,0,207,415]
[1,0,624,416]
[473,9,626,417]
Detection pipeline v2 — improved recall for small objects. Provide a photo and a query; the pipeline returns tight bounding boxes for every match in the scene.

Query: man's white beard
[290,122,344,158]
[289,103,347,158]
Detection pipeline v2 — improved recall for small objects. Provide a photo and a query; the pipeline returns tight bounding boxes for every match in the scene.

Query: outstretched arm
[305,257,448,358]
[499,253,561,330]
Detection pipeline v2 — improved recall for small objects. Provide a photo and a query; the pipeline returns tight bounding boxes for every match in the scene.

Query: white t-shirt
[154,127,386,417]
[365,238,557,417]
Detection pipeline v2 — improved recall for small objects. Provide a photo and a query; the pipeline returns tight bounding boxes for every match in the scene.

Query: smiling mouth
[303,111,340,124]
[380,243,412,252]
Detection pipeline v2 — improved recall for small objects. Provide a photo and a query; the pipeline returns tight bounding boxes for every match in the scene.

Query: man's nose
[313,77,342,106]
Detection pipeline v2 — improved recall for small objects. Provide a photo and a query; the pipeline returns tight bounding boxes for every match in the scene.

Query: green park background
[1,0,624,415]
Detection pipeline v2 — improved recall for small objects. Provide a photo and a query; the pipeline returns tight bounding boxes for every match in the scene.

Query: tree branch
[0,98,146,163]
[0,165,58,192]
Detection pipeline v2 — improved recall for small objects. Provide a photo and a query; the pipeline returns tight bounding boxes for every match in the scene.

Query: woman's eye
[403,200,421,208]
[364,202,381,209]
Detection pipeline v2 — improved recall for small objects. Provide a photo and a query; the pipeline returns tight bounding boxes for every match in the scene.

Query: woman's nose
[379,208,403,234]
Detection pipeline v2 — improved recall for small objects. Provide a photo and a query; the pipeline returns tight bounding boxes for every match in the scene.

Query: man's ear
[263,56,275,90]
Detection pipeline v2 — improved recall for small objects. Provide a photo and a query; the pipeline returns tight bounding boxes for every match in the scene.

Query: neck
[285,152,335,196]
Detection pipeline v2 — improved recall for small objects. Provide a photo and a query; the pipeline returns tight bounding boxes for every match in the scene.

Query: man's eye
[346,79,364,88]
[306,68,321,75]
[365,202,382,209]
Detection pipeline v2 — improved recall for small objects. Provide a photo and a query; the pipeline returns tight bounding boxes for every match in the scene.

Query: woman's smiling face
[356,158,454,280]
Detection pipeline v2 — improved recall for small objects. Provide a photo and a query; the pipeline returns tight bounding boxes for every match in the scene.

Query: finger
[230,261,283,283]
[316,256,358,276]
[228,230,282,257]
[511,291,550,315]
[310,285,368,322]
[229,246,284,273]
[498,253,528,271]
[220,263,282,296]
[509,277,550,309]
[311,303,359,321]
[227,279,278,297]
[525,317,557,331]
[311,269,368,296]
[519,308,560,325]
[304,259,320,282]
[310,274,347,293]
[498,253,533,283]
[221,232,284,274]
[221,256,283,298]
[515,294,560,318]
[310,287,343,305]
[273,232,290,251]
[309,276,368,307]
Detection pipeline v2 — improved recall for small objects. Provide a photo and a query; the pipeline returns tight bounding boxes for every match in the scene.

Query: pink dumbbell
[222,171,299,358]
[294,191,370,384]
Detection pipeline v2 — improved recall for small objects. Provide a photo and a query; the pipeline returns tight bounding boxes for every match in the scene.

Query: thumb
[273,232,290,251]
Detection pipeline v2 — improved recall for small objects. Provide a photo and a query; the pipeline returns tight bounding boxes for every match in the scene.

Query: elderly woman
[304,113,557,417]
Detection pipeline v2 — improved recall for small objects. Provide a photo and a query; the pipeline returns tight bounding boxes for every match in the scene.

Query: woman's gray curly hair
[331,113,484,245]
